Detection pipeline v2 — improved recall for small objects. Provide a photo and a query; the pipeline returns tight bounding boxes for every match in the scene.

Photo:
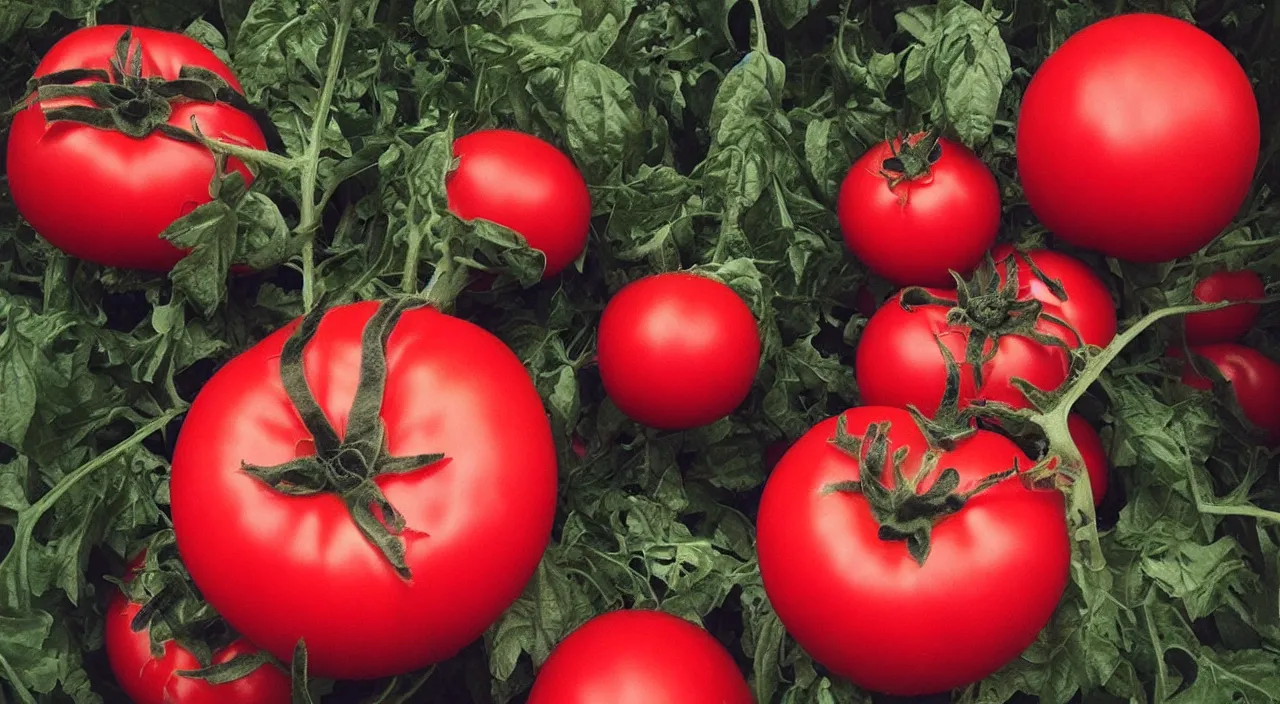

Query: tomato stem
[298,0,357,312]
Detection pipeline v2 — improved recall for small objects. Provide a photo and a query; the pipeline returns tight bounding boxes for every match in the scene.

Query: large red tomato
[597,272,761,429]
[1017,14,1259,262]
[1183,270,1265,344]
[7,25,265,271]
[837,135,1000,287]
[447,129,592,278]
[106,551,289,704]
[1177,343,1280,443]
[526,610,754,704]
[856,247,1115,416]
[756,407,1068,695]
[170,300,557,679]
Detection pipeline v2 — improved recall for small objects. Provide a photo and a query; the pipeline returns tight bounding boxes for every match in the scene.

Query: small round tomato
[757,407,1068,695]
[1184,270,1265,344]
[7,25,265,270]
[447,129,592,278]
[597,273,761,429]
[526,610,753,704]
[106,553,289,704]
[1178,343,1280,443]
[856,248,1114,416]
[1017,14,1259,262]
[837,135,1000,287]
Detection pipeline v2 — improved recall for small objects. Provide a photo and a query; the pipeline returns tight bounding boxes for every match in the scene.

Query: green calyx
[26,28,253,141]
[119,531,283,684]
[879,129,943,184]
[900,250,1084,389]
[822,418,1018,566]
[242,298,447,580]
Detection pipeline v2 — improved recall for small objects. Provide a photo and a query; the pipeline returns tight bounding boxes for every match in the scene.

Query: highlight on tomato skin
[446,128,592,279]
[1184,270,1266,345]
[526,610,754,704]
[1174,343,1280,445]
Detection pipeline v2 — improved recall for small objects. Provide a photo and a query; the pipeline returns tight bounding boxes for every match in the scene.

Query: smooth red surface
[7,25,265,270]
[1065,414,1109,506]
[597,273,761,429]
[526,610,754,704]
[838,136,1000,287]
[1184,270,1265,344]
[1017,14,1259,262]
[447,129,592,277]
[856,247,1115,416]
[105,565,288,704]
[170,302,558,679]
[1179,343,1280,443]
[756,407,1069,696]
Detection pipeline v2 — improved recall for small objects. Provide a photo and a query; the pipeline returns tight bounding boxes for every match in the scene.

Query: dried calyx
[822,418,1018,566]
[242,299,447,580]
[24,28,252,141]
[879,130,944,185]
[900,251,1084,389]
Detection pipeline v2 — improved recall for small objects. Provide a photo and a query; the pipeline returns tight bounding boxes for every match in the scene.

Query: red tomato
[526,610,754,704]
[837,135,1000,287]
[170,301,557,679]
[7,25,265,271]
[856,248,1115,416]
[1178,343,1280,443]
[597,273,760,429]
[1062,414,1109,506]
[447,129,592,278]
[106,558,288,704]
[1184,270,1265,344]
[756,407,1068,695]
[1017,14,1259,262]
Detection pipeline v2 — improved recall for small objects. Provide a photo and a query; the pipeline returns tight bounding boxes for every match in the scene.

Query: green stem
[85,8,97,26]
[194,128,298,173]
[5,409,184,611]
[298,0,356,312]
[747,0,769,54]
[402,202,421,295]
[422,240,471,311]
[1185,461,1280,522]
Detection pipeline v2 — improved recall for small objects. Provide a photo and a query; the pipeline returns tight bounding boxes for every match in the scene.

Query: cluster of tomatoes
[4,10,1276,704]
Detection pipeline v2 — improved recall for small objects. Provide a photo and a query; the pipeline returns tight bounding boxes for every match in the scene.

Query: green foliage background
[1,0,1279,701]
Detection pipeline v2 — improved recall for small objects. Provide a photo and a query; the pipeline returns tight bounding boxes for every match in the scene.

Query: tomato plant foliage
[0,0,1278,702]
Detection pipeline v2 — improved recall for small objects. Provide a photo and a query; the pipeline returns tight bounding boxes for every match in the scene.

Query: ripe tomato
[526,610,754,704]
[597,272,761,429]
[447,129,592,278]
[856,247,1115,416]
[1177,343,1280,443]
[1017,14,1259,262]
[1062,414,1109,507]
[837,135,1000,287]
[7,25,265,270]
[756,407,1068,695]
[1184,270,1265,344]
[170,301,557,679]
[106,554,289,704]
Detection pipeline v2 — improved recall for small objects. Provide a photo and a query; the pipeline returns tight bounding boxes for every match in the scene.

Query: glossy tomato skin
[597,273,761,429]
[170,303,558,679]
[447,129,591,277]
[527,610,754,704]
[7,25,265,271]
[1017,14,1259,262]
[1066,414,1109,506]
[756,407,1069,695]
[106,567,288,704]
[838,136,1000,287]
[856,248,1114,416]
[1184,270,1265,344]
[1179,343,1280,443]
